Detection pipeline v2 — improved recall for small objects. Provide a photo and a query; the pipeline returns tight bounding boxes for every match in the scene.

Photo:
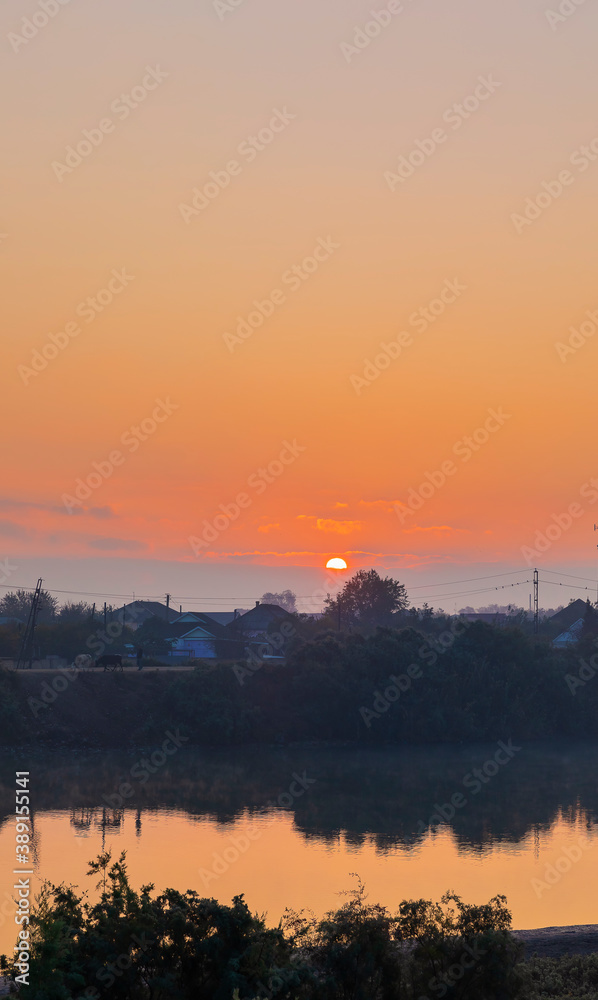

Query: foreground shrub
[12,857,526,999]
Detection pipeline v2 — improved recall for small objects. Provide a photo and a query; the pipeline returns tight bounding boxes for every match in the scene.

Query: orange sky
[2,0,598,609]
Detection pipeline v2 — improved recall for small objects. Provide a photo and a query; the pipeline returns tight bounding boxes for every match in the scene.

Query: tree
[132,616,176,656]
[0,588,58,624]
[57,601,97,624]
[261,590,298,613]
[324,569,409,630]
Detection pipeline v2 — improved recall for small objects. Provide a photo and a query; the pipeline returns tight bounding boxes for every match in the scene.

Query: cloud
[316,519,362,534]
[333,502,349,509]
[297,515,362,534]
[258,523,280,533]
[402,525,467,535]
[358,500,400,512]
[0,498,115,519]
[88,537,146,551]
[0,519,29,538]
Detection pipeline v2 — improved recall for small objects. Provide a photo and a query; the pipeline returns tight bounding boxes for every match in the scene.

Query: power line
[407,569,531,590]
[538,578,596,594]
[0,569,592,608]
[539,568,598,585]
[409,580,533,603]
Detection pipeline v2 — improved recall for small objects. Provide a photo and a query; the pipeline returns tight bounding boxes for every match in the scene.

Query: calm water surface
[1,742,597,955]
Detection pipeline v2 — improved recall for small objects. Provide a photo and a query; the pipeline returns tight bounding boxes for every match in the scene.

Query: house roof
[171,611,241,627]
[109,601,181,624]
[174,627,219,641]
[167,613,231,640]
[548,600,590,631]
[553,618,585,646]
[230,603,296,632]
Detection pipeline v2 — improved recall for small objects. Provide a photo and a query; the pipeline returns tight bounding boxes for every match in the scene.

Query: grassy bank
[1,622,596,748]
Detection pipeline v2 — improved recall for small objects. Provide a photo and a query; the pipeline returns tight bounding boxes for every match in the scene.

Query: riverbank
[515,924,598,958]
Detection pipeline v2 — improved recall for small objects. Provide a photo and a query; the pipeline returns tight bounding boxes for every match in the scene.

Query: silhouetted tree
[57,601,97,624]
[0,588,58,624]
[324,569,408,629]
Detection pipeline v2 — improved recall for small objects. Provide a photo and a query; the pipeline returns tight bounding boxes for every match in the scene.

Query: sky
[2,0,598,612]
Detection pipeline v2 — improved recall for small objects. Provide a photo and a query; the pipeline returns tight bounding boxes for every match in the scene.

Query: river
[0,741,596,956]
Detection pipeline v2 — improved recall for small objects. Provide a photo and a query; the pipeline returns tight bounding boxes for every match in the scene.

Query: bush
[12,857,526,1000]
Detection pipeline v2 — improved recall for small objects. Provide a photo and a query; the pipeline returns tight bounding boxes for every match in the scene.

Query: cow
[95,653,123,672]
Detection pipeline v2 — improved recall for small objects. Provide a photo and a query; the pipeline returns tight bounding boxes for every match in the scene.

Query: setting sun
[326,558,348,570]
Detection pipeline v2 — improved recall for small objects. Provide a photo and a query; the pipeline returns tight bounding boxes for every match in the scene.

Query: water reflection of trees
[1,743,597,852]
[70,807,124,835]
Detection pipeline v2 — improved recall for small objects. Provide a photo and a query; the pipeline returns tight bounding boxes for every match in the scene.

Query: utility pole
[103,602,107,631]
[17,579,43,670]
[594,525,598,604]
[533,568,539,635]
[165,593,171,620]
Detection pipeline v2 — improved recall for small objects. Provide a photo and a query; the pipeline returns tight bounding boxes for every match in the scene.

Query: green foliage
[520,953,598,999]
[395,891,523,999]
[12,859,527,999]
